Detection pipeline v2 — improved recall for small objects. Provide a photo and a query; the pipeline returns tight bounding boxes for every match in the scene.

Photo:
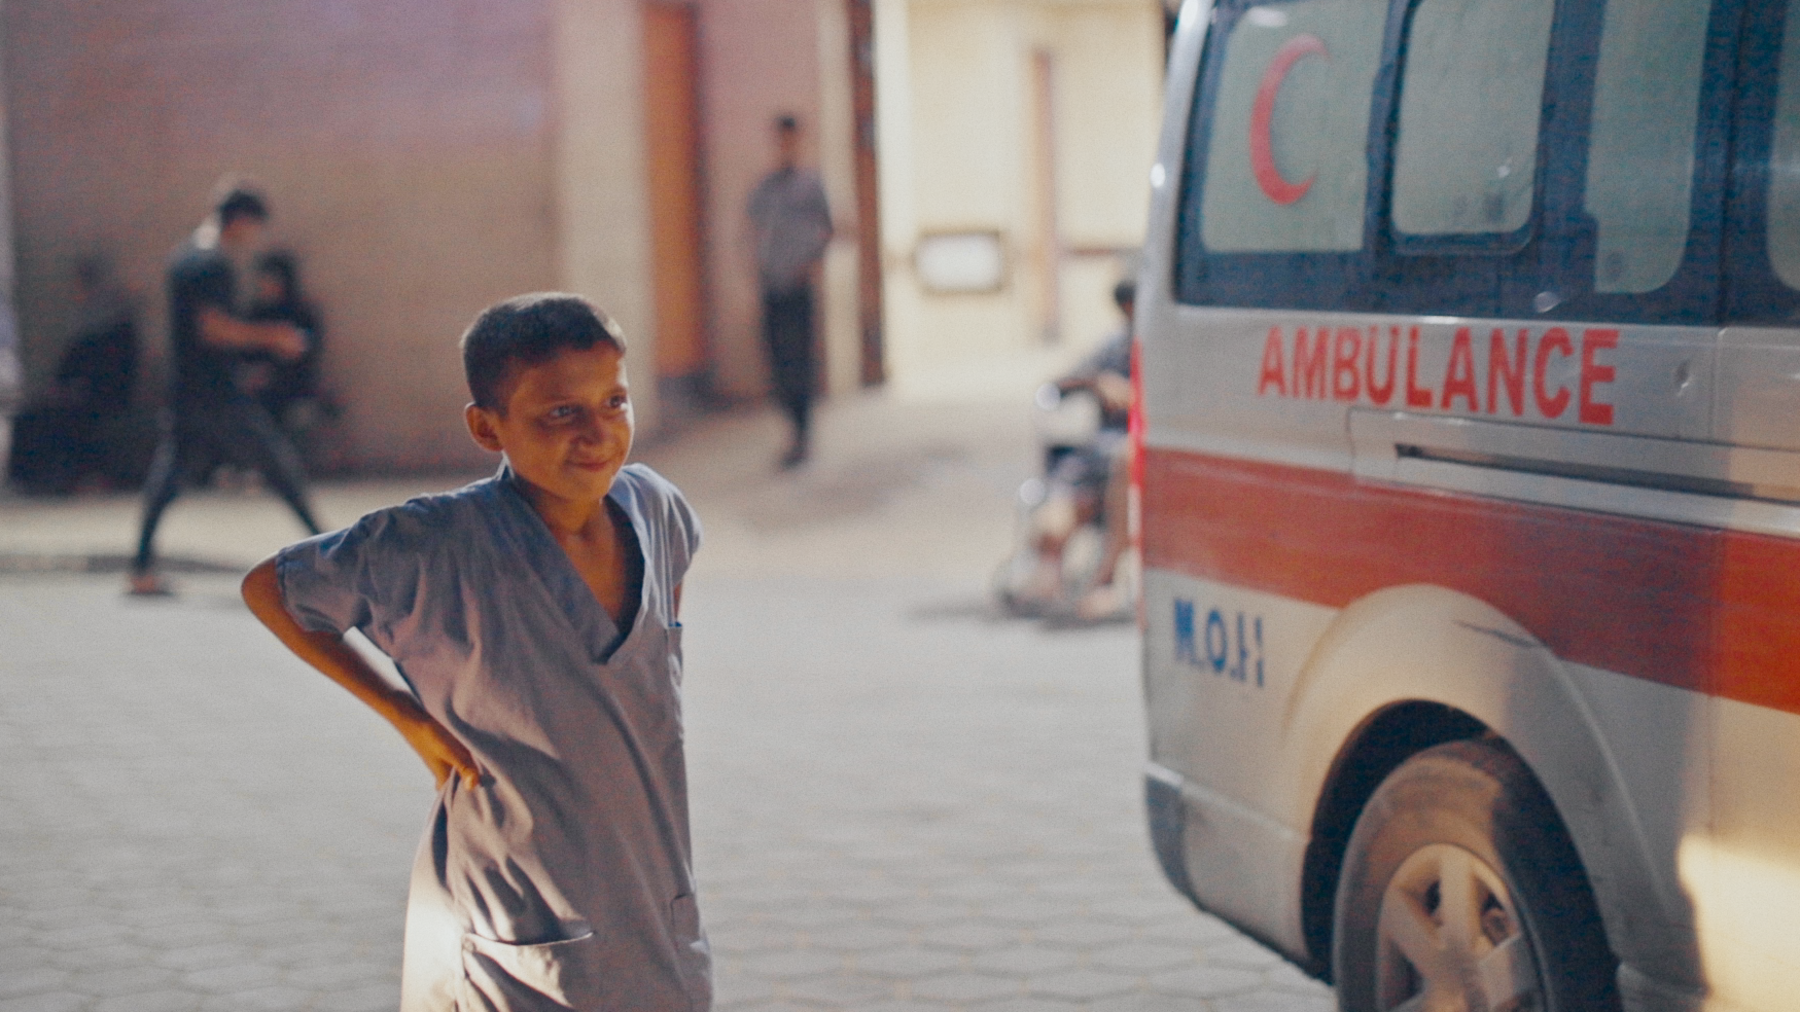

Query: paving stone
[0,992,91,1012]
[1089,991,1213,1012]
[854,947,963,978]
[282,960,389,990]
[182,963,283,993]
[1213,991,1336,1012]
[711,968,778,1006]
[806,922,913,952]
[872,901,970,927]
[1150,965,1266,1000]
[316,983,401,1012]
[64,966,176,997]
[968,998,1085,1012]
[1026,967,1140,1000]
[1091,942,1201,972]
[198,985,313,1011]
[714,924,807,956]
[151,943,255,972]
[859,1002,957,1012]
[970,945,1080,975]
[0,950,55,977]
[917,921,1023,952]
[1203,936,1287,969]
[43,946,155,975]
[910,972,1021,1003]
[782,971,895,1005]
[92,989,195,1012]
[1030,919,1135,948]
[738,949,844,980]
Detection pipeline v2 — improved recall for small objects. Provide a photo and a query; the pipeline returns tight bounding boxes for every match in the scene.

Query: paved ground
[0,378,1335,1011]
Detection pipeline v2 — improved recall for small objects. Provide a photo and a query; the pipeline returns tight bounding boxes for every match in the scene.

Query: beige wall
[554,0,660,437]
[877,0,1164,380]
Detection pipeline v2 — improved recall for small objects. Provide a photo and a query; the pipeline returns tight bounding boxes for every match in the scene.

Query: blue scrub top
[277,463,710,1011]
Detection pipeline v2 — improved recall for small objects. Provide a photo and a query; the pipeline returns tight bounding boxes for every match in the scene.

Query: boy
[242,294,709,1011]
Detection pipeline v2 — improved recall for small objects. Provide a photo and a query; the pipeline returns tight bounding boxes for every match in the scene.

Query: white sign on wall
[914,232,1006,294]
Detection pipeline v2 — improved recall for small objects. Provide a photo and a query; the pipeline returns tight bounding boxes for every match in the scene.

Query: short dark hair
[461,293,628,412]
[214,186,270,226]
[1113,279,1137,309]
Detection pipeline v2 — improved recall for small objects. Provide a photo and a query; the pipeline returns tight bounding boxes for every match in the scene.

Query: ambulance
[1136,0,1800,1009]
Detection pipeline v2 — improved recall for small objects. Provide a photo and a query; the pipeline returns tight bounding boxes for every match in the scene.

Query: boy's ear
[465,402,505,453]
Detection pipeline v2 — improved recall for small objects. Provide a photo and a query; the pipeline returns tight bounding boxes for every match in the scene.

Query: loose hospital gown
[276,463,711,1011]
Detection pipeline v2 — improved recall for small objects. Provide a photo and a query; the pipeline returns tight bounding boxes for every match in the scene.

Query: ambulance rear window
[1197,0,1387,253]
[1390,0,1555,240]
[1584,0,1710,294]
[1768,2,1800,290]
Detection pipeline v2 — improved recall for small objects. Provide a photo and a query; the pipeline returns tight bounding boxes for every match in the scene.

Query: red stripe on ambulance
[1256,324,1619,425]
[1142,446,1800,716]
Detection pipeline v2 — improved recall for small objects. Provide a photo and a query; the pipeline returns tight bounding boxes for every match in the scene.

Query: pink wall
[6,0,560,470]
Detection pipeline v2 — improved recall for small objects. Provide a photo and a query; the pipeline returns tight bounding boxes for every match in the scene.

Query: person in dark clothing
[129,185,322,595]
[243,250,325,427]
[746,114,833,469]
[6,256,141,493]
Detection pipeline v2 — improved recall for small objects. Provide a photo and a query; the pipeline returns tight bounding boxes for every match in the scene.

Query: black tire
[1331,739,1620,1012]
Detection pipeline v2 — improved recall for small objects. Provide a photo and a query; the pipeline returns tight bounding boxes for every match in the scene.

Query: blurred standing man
[128,184,322,595]
[747,114,833,469]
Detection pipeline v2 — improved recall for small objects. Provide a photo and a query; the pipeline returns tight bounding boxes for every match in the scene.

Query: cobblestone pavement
[0,388,1335,1011]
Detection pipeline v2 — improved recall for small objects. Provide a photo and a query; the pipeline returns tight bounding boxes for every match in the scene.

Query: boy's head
[461,293,634,504]
[462,293,629,413]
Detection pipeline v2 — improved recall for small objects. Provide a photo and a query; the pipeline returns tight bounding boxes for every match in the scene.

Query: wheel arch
[1276,584,1697,985]
[1298,699,1489,976]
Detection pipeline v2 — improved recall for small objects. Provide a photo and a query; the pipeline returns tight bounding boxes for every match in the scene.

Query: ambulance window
[1390,0,1555,239]
[1768,2,1800,289]
[1585,0,1710,293]
[1197,0,1387,252]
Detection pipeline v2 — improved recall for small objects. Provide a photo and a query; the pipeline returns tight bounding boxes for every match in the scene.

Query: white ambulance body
[1137,0,1800,1009]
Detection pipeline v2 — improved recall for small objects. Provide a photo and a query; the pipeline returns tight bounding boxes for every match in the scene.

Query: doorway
[643,3,709,405]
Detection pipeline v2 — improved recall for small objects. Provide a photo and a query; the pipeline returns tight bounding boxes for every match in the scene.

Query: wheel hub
[1374,843,1544,1012]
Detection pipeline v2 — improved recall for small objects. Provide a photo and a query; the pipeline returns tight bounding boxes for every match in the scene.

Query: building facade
[2,0,1162,472]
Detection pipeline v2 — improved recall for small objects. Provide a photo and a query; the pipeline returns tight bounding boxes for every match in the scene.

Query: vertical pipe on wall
[1030,47,1061,345]
[847,0,885,386]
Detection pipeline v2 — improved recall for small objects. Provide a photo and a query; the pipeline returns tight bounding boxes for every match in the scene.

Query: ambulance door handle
[1532,291,1562,314]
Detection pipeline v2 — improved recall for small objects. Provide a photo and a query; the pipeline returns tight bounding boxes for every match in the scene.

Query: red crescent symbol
[1250,33,1328,206]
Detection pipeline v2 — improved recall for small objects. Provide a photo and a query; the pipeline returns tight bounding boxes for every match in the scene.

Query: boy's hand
[394,709,481,791]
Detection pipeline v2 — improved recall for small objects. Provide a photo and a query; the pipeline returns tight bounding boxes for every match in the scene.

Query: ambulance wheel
[1331,739,1619,1012]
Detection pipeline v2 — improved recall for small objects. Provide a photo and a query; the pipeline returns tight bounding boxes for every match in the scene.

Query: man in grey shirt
[746,113,832,468]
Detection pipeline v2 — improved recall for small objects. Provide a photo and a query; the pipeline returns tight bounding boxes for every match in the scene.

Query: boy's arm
[242,556,480,790]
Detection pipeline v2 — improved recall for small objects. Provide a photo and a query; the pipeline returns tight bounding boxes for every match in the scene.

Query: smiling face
[465,343,634,508]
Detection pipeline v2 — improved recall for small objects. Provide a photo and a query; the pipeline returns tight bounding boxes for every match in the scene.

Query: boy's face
[465,344,634,506]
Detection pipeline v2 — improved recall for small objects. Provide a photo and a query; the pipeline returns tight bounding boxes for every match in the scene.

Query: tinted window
[1391,0,1554,238]
[1199,0,1388,252]
[1769,3,1800,289]
[1585,0,1709,293]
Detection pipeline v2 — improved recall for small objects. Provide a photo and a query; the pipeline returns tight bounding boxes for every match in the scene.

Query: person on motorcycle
[1016,279,1135,619]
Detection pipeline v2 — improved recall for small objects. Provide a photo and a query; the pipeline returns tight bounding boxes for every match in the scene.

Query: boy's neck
[515,477,611,538]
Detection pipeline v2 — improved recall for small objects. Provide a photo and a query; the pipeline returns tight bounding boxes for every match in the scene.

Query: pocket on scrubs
[670,893,712,1007]
[458,930,604,1012]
